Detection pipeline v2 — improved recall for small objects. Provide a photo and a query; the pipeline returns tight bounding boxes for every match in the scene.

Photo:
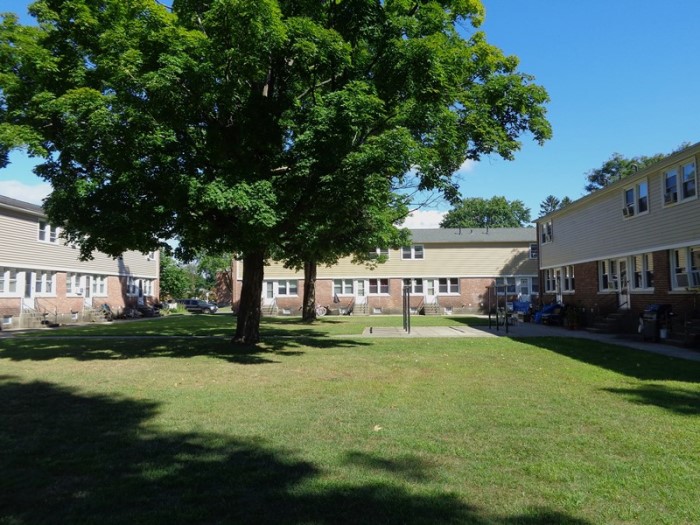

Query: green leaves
[440,196,532,228]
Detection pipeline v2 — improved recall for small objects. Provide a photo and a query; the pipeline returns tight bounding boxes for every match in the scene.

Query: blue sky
[1,0,699,227]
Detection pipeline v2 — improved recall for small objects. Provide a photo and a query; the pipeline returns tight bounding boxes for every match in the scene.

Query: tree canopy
[583,143,691,193]
[538,194,571,216]
[440,196,531,228]
[1,0,551,342]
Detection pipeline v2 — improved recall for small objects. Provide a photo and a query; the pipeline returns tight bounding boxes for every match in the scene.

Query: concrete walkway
[360,322,700,362]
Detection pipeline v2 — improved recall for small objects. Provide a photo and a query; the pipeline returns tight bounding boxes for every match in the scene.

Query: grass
[1,315,699,524]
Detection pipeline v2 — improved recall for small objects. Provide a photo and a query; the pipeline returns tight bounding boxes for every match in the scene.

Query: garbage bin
[641,304,673,341]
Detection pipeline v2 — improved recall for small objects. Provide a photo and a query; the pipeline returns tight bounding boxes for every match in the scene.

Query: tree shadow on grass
[519,337,700,383]
[0,334,370,364]
[602,384,700,416]
[0,374,593,525]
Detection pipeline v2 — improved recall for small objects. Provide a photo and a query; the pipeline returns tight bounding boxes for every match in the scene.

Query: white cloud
[457,159,477,174]
[0,180,52,205]
[400,209,446,229]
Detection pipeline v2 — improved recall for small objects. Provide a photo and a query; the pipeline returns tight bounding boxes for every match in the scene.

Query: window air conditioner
[664,191,678,204]
[675,273,689,288]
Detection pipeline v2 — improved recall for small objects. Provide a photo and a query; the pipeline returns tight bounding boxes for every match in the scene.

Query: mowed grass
[1,315,699,524]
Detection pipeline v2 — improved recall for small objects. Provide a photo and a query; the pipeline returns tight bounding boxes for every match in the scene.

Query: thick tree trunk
[234,250,265,344]
[302,261,317,321]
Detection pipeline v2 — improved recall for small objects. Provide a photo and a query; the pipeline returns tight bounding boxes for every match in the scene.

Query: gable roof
[0,194,44,217]
[409,227,535,244]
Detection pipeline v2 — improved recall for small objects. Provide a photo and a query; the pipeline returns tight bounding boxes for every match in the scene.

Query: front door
[84,275,92,308]
[262,281,275,306]
[617,258,630,309]
[425,279,437,305]
[22,270,34,310]
[354,280,367,305]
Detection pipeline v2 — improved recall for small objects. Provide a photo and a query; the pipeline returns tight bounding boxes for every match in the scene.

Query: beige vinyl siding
[0,207,158,278]
[540,150,700,268]
[264,243,538,279]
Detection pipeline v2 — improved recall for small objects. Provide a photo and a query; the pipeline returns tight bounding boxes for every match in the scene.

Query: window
[143,279,154,297]
[623,188,635,217]
[403,278,424,294]
[681,161,696,200]
[638,181,649,213]
[495,277,516,295]
[92,275,107,296]
[531,277,540,295]
[333,279,354,295]
[438,277,459,294]
[127,276,138,296]
[599,259,618,291]
[541,221,553,243]
[562,266,575,292]
[529,243,539,259]
[623,180,649,217]
[401,245,424,260]
[543,269,557,293]
[276,280,298,296]
[671,245,700,289]
[146,251,157,261]
[663,168,678,205]
[631,253,654,290]
[38,221,59,243]
[368,248,389,260]
[34,271,55,294]
[0,268,18,295]
[369,278,389,294]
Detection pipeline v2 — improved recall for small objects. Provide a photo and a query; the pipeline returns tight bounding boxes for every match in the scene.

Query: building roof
[409,227,536,244]
[0,194,44,216]
[536,139,700,223]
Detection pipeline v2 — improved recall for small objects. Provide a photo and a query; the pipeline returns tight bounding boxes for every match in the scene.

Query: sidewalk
[360,322,700,362]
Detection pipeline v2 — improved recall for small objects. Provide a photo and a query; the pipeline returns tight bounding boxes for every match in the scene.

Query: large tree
[1,1,551,343]
[440,196,531,228]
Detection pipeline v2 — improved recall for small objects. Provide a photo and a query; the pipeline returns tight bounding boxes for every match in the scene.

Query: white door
[354,280,367,305]
[84,275,92,308]
[262,281,275,306]
[618,259,630,309]
[22,271,34,310]
[425,279,437,304]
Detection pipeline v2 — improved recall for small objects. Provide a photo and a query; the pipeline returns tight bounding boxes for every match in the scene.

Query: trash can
[641,304,673,342]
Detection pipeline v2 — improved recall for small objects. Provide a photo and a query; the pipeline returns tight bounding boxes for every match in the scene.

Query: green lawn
[1,315,698,524]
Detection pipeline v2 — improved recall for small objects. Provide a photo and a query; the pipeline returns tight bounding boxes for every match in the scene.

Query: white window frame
[598,259,619,292]
[401,245,424,260]
[438,277,459,295]
[631,253,654,290]
[663,167,679,206]
[34,271,56,296]
[368,247,390,260]
[402,278,424,294]
[126,276,138,296]
[562,265,575,293]
[368,278,389,295]
[529,243,539,259]
[622,180,649,218]
[541,221,553,243]
[38,221,60,244]
[670,245,700,289]
[680,160,697,201]
[543,269,558,293]
[333,279,354,296]
[0,268,19,296]
[495,277,516,295]
[91,275,107,296]
[275,280,298,296]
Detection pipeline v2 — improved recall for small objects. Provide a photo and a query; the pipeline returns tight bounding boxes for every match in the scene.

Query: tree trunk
[302,261,317,321]
[234,250,265,344]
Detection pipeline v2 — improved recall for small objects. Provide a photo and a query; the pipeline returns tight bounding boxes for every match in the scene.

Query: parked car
[178,299,218,314]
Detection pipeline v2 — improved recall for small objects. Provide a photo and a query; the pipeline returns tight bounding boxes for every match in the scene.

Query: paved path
[360,323,700,362]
